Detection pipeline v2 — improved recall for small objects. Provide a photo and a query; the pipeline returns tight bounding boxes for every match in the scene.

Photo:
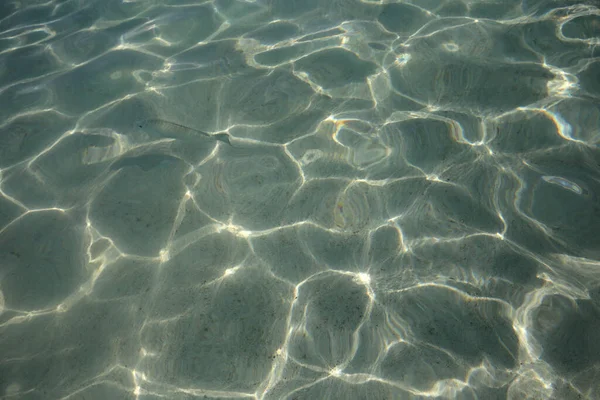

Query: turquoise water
[0,1,599,399]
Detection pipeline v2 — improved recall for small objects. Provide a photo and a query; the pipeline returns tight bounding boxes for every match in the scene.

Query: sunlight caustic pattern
[0,0,600,399]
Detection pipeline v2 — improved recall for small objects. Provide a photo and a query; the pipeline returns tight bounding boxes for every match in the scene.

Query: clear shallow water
[0,0,599,399]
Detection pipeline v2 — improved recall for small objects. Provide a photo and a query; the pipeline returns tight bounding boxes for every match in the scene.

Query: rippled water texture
[0,0,599,399]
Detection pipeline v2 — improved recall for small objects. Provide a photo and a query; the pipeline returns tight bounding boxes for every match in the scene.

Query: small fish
[109,154,180,171]
[542,175,583,195]
[135,119,232,146]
